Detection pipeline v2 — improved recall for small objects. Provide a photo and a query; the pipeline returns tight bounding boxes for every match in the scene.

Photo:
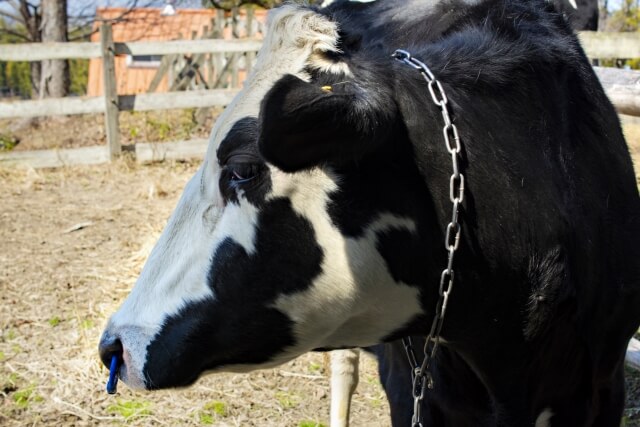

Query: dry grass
[0,159,389,427]
[623,118,640,180]
[0,108,221,152]
[0,117,639,427]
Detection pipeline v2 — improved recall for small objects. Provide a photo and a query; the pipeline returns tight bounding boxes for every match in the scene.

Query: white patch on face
[107,168,222,386]
[211,193,259,255]
[535,408,553,427]
[105,5,348,388]
[269,169,423,351]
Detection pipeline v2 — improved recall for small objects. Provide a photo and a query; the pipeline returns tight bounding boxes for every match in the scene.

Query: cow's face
[100,4,430,390]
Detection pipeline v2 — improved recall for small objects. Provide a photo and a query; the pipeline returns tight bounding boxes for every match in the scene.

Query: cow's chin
[117,357,148,391]
[137,352,304,390]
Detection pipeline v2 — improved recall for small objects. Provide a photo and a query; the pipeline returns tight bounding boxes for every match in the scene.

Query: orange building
[87,7,265,96]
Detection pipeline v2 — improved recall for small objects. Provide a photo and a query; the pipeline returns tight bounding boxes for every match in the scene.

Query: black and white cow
[100,0,640,425]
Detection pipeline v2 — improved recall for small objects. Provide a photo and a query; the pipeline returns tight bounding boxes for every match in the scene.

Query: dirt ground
[0,117,639,427]
[0,109,220,152]
[0,159,391,426]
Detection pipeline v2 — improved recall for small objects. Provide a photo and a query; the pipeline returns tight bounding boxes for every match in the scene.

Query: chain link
[393,49,465,427]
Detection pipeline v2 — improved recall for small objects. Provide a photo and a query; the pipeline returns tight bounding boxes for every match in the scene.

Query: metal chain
[393,49,465,427]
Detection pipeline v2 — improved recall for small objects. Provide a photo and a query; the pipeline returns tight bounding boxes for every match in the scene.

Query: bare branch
[68,27,98,42]
[0,27,30,41]
[0,9,23,22]
[5,0,22,11]
[205,0,279,10]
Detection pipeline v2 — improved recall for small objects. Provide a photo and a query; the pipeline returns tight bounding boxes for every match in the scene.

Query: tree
[40,0,69,98]
[0,1,42,96]
[0,0,71,97]
[605,0,640,32]
[0,0,179,98]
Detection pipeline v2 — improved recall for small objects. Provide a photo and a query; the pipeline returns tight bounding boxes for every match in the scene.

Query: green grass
[198,412,214,425]
[12,385,43,409]
[0,133,19,151]
[106,399,152,419]
[203,400,227,417]
[48,317,61,327]
[298,421,327,427]
[275,390,300,409]
[80,318,94,329]
[308,362,322,373]
[1,373,19,391]
[198,400,228,425]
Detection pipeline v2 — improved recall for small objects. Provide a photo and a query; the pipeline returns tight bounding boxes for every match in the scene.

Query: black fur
[554,0,599,31]
[126,0,637,424]
[256,0,639,424]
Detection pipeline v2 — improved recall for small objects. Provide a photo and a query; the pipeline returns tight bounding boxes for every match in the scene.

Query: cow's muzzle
[98,325,151,390]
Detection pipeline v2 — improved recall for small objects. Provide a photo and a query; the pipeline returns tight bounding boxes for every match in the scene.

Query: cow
[322,0,598,424]
[99,0,640,425]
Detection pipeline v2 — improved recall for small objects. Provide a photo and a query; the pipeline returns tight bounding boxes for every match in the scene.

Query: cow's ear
[258,74,396,172]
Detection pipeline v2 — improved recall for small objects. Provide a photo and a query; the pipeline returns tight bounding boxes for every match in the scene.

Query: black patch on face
[143,198,324,388]
[217,117,271,206]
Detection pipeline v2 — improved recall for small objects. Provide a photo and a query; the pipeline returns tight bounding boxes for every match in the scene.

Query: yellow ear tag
[321,85,333,92]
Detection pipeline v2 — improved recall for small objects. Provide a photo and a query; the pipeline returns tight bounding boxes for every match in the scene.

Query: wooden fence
[0,21,260,167]
[0,30,639,168]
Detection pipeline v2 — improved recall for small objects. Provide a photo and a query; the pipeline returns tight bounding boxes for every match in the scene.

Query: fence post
[214,10,224,87]
[100,23,121,160]
[246,7,255,73]
[231,8,239,88]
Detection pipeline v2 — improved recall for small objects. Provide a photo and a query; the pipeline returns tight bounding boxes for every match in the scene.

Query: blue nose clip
[106,355,119,394]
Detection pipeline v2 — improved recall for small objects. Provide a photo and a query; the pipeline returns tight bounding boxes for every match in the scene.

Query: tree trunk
[20,3,42,97]
[40,0,69,98]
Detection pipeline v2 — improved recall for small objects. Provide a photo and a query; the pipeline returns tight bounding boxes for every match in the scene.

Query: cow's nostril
[99,332,123,368]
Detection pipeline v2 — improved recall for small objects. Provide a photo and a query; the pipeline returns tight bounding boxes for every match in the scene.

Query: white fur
[211,193,259,255]
[107,169,221,388]
[308,51,353,76]
[535,408,554,427]
[330,349,360,427]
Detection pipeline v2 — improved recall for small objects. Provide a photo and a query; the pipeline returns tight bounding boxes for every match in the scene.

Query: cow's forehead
[204,5,343,166]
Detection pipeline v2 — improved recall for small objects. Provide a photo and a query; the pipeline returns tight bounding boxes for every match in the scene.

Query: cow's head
[100,3,437,390]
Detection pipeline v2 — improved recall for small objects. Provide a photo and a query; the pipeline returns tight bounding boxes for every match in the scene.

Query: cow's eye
[225,162,263,186]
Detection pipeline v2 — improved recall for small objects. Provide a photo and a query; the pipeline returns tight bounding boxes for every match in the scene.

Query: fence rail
[1,22,256,162]
[579,31,640,59]
[0,39,262,62]
[0,29,639,168]
[2,32,636,62]
[593,67,640,117]
[0,89,239,119]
